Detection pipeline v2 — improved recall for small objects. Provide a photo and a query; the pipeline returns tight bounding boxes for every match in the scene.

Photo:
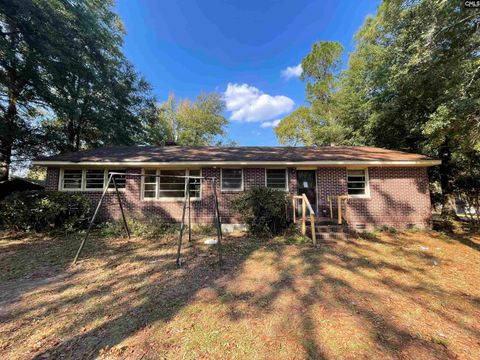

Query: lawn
[0,226,479,359]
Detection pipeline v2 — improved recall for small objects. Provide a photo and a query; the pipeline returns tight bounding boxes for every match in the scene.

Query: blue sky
[115,0,380,146]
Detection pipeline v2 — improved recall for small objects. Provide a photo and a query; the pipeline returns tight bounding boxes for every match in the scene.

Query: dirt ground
[0,227,479,359]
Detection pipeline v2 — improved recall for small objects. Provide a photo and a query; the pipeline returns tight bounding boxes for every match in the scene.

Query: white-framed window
[107,169,127,189]
[265,169,288,191]
[347,168,369,197]
[221,168,243,191]
[62,169,82,190]
[141,169,202,200]
[143,169,157,198]
[187,169,201,198]
[85,169,105,190]
[60,169,126,191]
[159,169,187,199]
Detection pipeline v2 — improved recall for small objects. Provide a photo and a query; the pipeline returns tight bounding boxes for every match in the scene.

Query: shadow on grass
[1,228,479,359]
[432,219,480,252]
[0,231,264,359]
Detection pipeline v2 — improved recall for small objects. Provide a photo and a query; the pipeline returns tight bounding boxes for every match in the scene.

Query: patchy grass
[0,227,479,359]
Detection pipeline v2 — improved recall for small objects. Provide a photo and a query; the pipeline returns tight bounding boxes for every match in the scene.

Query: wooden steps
[292,195,349,245]
[298,217,350,244]
[316,224,349,242]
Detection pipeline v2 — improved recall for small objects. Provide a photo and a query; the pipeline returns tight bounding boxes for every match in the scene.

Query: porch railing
[292,194,317,246]
[327,195,348,224]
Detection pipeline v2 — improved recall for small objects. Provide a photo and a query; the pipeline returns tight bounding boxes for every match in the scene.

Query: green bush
[231,186,289,236]
[0,191,91,232]
[99,216,180,239]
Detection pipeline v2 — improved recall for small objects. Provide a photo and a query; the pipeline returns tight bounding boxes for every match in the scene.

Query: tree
[301,41,343,104]
[275,107,315,146]
[42,63,157,153]
[147,92,228,146]
[336,0,480,215]
[452,151,480,227]
[0,0,157,180]
[0,1,47,180]
[275,41,348,146]
[277,1,480,216]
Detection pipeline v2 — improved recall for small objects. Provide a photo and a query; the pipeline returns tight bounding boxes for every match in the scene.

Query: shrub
[231,186,288,236]
[377,225,398,234]
[99,216,180,239]
[0,191,90,232]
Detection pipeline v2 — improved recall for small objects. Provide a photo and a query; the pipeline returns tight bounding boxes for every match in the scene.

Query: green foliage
[357,231,378,241]
[0,0,157,180]
[452,152,480,227]
[377,225,398,235]
[275,107,315,146]
[276,1,480,213]
[191,223,217,236]
[26,166,46,181]
[276,41,348,147]
[272,227,312,245]
[99,216,179,239]
[147,92,229,146]
[337,0,480,212]
[301,41,343,103]
[231,186,288,236]
[0,190,90,232]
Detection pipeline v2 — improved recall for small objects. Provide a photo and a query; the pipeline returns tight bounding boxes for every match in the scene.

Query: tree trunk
[0,143,12,181]
[438,142,457,219]
[0,21,20,181]
[0,89,18,181]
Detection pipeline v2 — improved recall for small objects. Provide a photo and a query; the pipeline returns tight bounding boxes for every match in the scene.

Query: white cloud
[281,63,302,80]
[260,119,281,128]
[224,83,294,123]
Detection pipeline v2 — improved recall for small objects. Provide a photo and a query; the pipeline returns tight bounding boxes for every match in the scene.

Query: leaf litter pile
[0,228,479,359]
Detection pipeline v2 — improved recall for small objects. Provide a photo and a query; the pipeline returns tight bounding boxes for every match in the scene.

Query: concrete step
[316,232,349,241]
[303,217,337,226]
[315,217,338,226]
[315,225,348,233]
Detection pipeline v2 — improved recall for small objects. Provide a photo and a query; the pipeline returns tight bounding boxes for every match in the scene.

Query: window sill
[60,188,126,192]
[266,187,289,192]
[348,195,370,199]
[141,197,202,202]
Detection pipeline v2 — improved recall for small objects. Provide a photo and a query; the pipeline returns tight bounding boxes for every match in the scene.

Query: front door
[297,170,317,213]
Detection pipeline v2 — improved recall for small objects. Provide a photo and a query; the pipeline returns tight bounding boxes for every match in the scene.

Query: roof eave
[32,160,441,167]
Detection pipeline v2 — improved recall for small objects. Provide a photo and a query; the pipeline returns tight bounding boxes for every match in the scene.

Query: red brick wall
[45,166,432,229]
[316,167,347,218]
[346,167,432,229]
[45,167,60,190]
[45,167,266,224]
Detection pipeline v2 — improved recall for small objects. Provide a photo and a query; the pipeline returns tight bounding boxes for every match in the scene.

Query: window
[143,170,157,198]
[85,169,105,189]
[266,169,287,190]
[60,169,127,191]
[159,170,186,198]
[142,169,201,200]
[108,170,127,189]
[62,170,82,189]
[221,169,243,191]
[347,169,369,197]
[188,169,201,198]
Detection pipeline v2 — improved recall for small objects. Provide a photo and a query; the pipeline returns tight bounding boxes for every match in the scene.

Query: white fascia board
[32,160,441,167]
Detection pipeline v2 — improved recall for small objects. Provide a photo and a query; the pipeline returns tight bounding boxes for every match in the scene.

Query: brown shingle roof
[34,146,437,163]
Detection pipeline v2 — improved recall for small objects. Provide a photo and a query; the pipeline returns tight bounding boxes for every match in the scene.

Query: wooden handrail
[292,194,316,246]
[327,195,348,224]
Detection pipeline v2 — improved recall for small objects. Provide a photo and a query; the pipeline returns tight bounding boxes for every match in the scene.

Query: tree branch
[0,30,20,37]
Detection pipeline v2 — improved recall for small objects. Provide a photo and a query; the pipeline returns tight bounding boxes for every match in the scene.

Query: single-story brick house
[33,146,440,230]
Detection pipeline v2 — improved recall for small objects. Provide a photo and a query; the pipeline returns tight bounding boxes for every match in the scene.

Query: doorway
[296,170,317,214]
